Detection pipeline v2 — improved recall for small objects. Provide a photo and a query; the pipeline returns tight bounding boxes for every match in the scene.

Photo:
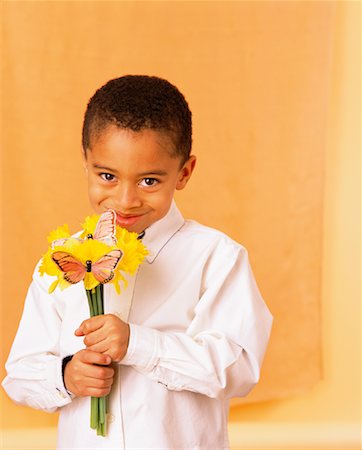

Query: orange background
[1,1,360,448]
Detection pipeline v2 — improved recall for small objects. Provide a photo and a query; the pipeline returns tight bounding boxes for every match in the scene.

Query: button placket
[103,272,139,447]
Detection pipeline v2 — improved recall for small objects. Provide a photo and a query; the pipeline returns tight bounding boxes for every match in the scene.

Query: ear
[176,155,197,190]
[82,149,88,175]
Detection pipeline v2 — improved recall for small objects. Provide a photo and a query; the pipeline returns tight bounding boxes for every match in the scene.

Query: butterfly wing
[91,249,123,284]
[51,238,68,248]
[52,251,86,284]
[51,237,83,249]
[94,210,117,245]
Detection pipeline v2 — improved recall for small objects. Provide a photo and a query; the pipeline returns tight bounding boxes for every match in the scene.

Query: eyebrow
[93,164,119,173]
[137,170,168,177]
[92,164,167,177]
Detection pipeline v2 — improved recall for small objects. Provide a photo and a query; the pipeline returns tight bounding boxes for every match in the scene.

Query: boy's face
[83,126,196,234]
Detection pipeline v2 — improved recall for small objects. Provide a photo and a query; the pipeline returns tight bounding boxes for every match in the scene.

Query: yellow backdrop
[1,0,353,441]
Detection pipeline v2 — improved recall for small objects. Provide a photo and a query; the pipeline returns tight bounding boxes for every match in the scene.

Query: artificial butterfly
[51,210,122,285]
[51,249,122,285]
[52,210,117,248]
[89,209,117,245]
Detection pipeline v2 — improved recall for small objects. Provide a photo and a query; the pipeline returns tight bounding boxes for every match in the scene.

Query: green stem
[97,422,105,436]
[86,284,108,436]
[96,284,103,315]
[90,397,98,430]
[91,288,98,316]
[99,396,106,424]
[86,289,94,316]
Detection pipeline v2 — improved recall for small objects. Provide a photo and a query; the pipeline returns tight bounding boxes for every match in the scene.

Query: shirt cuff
[120,323,160,371]
[45,357,74,405]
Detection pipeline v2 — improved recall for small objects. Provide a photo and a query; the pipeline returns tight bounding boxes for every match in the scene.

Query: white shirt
[2,202,272,449]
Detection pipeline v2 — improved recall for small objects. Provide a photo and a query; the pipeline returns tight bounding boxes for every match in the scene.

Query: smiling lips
[115,212,144,227]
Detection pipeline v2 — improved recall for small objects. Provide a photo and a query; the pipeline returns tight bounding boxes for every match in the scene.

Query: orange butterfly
[52,249,122,285]
[51,210,122,285]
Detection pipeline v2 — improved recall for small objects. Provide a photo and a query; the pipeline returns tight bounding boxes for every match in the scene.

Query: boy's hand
[75,314,130,362]
[64,349,114,397]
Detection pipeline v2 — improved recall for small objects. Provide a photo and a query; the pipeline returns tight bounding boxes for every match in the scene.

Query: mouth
[114,211,144,228]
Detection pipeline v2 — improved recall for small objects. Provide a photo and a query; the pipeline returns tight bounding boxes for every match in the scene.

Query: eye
[100,173,116,182]
[139,178,159,187]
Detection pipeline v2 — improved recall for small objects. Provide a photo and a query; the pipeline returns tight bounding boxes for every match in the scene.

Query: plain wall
[229,1,361,447]
[1,1,360,449]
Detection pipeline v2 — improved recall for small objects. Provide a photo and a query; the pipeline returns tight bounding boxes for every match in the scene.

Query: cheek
[151,190,174,213]
[88,181,106,205]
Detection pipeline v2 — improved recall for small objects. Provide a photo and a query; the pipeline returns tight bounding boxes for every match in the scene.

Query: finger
[86,339,110,355]
[86,386,113,398]
[77,349,111,366]
[87,361,115,379]
[83,328,107,347]
[74,319,89,336]
[76,378,113,398]
[74,328,84,337]
[84,375,114,388]
[75,315,107,336]
[76,360,114,380]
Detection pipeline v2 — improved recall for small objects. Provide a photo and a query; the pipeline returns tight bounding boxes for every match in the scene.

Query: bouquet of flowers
[39,210,148,436]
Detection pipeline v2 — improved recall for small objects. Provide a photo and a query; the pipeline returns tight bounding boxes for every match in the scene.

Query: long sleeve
[2,269,73,412]
[2,204,273,449]
[121,243,273,399]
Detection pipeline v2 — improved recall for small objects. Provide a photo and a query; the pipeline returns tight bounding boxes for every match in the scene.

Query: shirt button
[57,389,67,399]
[107,413,115,423]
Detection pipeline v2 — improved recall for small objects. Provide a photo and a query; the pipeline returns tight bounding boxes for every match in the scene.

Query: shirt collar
[141,201,185,263]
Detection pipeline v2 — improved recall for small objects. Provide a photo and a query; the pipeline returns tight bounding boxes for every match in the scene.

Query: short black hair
[82,75,192,164]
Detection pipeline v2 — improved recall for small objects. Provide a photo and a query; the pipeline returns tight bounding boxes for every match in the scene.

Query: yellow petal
[47,224,71,244]
[81,214,100,238]
[39,248,62,277]
[83,273,99,290]
[58,277,71,291]
[48,279,59,294]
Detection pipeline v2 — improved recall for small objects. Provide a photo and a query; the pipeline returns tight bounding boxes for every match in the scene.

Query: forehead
[89,124,176,153]
[86,126,181,168]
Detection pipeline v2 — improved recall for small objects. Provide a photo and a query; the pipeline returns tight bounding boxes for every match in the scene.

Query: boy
[3,75,272,449]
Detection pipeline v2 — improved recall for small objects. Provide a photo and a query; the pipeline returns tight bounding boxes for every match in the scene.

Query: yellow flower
[115,226,148,275]
[38,247,71,293]
[110,268,127,295]
[46,224,70,244]
[39,248,60,277]
[49,276,71,293]
[80,215,99,238]
[40,215,148,294]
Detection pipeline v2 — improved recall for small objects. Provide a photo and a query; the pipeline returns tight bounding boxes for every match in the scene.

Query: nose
[112,183,142,211]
